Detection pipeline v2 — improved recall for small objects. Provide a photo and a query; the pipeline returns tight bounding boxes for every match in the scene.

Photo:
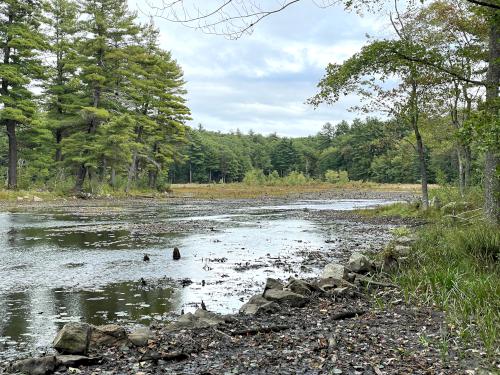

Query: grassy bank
[365,187,499,357]
[0,182,423,201]
[169,182,422,199]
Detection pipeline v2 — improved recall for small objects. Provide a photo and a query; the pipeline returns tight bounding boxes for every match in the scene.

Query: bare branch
[147,0,340,39]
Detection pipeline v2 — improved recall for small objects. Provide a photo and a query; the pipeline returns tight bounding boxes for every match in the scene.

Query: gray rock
[264,278,283,291]
[394,245,411,256]
[165,309,226,331]
[263,289,309,307]
[239,293,280,315]
[321,263,348,280]
[332,287,349,296]
[348,252,373,273]
[395,235,417,245]
[239,301,280,315]
[56,355,100,367]
[285,278,316,296]
[9,356,56,375]
[53,323,91,355]
[90,324,127,347]
[317,277,355,291]
[128,327,151,347]
[247,294,269,305]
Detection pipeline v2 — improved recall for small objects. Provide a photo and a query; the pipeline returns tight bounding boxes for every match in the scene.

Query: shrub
[283,171,309,186]
[243,169,266,185]
[324,169,349,184]
[243,169,313,186]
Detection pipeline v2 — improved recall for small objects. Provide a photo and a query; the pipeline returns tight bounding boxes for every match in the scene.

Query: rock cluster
[7,322,154,374]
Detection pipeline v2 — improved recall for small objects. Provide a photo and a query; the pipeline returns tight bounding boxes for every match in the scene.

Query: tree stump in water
[173,247,181,260]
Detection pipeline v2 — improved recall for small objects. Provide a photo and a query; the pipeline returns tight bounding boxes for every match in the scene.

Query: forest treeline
[170,119,463,186]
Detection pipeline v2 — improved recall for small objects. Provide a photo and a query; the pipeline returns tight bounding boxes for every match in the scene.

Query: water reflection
[0,281,179,361]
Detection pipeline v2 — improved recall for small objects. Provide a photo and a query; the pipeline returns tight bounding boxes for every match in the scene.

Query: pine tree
[68,0,139,191]
[45,0,83,163]
[125,22,190,190]
[0,0,47,189]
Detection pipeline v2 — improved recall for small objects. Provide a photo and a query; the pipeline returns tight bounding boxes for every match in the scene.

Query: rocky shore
[3,241,489,375]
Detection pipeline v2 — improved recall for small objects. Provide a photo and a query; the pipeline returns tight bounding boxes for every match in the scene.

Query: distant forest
[170,119,470,185]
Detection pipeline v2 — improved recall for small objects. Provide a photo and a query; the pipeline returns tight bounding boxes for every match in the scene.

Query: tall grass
[395,222,499,355]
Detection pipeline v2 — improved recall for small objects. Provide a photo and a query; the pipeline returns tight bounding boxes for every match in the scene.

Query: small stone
[394,245,411,256]
[348,252,373,273]
[263,289,309,307]
[322,263,348,280]
[33,196,43,202]
[333,287,349,296]
[128,327,152,347]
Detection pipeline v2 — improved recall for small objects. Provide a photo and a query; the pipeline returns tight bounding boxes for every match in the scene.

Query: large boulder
[53,323,91,355]
[90,324,127,347]
[263,289,309,307]
[321,263,348,280]
[128,327,152,347]
[9,356,56,375]
[348,252,373,274]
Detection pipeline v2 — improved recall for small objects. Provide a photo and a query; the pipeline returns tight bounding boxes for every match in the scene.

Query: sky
[132,1,389,137]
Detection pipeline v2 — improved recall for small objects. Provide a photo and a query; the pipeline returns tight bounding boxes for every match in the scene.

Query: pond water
[0,198,393,361]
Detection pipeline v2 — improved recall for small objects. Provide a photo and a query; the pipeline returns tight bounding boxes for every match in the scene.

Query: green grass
[395,221,499,355]
[359,186,498,357]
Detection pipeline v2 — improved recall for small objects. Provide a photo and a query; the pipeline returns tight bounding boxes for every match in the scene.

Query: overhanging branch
[391,49,486,86]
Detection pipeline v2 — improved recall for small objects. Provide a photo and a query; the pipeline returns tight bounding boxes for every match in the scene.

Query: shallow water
[0,198,393,361]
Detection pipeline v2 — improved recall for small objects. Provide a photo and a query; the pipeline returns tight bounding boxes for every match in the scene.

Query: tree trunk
[463,145,472,189]
[110,168,116,188]
[6,121,17,190]
[148,170,157,189]
[126,151,137,193]
[484,16,500,224]
[415,125,429,210]
[74,165,86,192]
[189,162,192,183]
[457,147,465,197]
[55,129,63,162]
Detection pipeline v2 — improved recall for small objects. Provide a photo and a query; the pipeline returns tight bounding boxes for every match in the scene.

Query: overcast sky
[132,1,388,137]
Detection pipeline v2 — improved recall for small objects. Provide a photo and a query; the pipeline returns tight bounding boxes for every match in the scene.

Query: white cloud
[132,1,379,137]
